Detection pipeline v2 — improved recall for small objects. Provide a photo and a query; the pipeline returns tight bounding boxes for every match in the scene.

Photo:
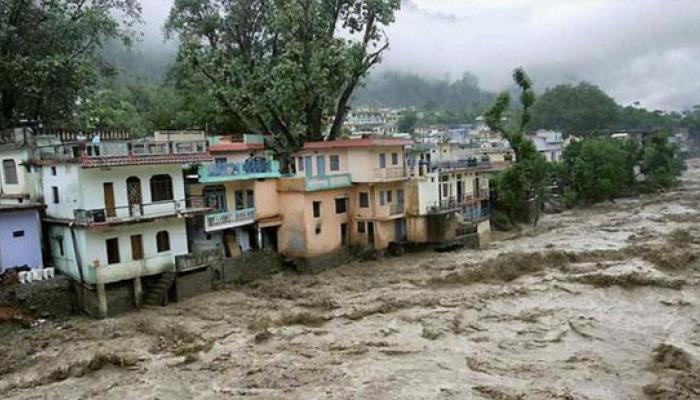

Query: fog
[138,0,700,110]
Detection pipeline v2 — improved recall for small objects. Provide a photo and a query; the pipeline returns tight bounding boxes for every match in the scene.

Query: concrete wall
[42,164,81,219]
[0,209,43,271]
[278,188,351,258]
[48,219,187,285]
[0,147,40,200]
[253,179,279,219]
[346,146,405,182]
[292,148,350,177]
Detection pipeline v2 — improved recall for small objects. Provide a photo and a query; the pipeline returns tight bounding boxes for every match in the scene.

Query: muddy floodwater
[2,162,700,399]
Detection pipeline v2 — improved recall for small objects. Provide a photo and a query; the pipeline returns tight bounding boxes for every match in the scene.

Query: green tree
[484,68,549,225]
[0,0,142,128]
[640,132,685,190]
[166,0,400,156]
[529,82,619,137]
[397,111,418,133]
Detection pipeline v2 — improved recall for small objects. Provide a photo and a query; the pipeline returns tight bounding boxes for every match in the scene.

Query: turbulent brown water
[2,161,700,399]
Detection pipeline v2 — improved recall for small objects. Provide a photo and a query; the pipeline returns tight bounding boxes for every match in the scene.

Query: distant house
[528,130,564,162]
[0,128,45,273]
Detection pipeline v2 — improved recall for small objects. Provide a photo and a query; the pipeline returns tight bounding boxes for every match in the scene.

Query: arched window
[3,159,18,184]
[156,231,170,253]
[150,174,173,202]
[126,176,142,205]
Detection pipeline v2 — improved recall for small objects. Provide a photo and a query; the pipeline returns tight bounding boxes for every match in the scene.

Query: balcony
[373,167,408,181]
[429,158,491,172]
[389,202,405,216]
[204,208,256,232]
[279,173,353,192]
[31,139,211,167]
[199,160,281,183]
[73,197,209,227]
[428,194,489,214]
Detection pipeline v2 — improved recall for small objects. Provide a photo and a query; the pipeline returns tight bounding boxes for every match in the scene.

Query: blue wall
[0,209,43,272]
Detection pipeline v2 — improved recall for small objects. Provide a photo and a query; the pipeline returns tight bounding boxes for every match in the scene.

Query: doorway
[103,182,116,218]
[367,222,375,247]
[127,177,142,217]
[340,223,348,246]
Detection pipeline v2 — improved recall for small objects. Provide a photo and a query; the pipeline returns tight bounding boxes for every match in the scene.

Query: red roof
[209,142,265,153]
[302,138,412,150]
[80,153,213,169]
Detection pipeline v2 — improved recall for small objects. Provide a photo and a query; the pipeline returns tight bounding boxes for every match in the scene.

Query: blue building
[0,206,43,272]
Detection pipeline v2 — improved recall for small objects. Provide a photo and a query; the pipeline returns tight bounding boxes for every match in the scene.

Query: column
[96,283,108,318]
[133,277,143,308]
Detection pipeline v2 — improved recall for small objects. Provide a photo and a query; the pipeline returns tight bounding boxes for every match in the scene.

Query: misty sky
[140,0,700,111]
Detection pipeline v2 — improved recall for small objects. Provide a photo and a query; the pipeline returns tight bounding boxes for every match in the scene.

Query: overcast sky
[140,0,700,111]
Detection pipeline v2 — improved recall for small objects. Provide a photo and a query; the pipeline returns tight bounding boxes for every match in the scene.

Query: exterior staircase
[144,272,176,306]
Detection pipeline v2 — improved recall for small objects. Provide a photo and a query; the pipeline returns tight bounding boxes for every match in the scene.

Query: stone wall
[175,268,213,301]
[215,249,284,284]
[0,275,75,318]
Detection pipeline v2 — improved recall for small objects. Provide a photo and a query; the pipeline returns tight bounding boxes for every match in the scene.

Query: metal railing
[201,159,280,180]
[373,166,408,180]
[389,202,405,215]
[74,197,207,225]
[33,139,208,161]
[204,207,256,231]
[428,194,489,213]
[429,158,491,172]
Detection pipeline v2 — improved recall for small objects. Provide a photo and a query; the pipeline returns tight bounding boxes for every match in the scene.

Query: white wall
[0,147,42,202]
[42,164,82,219]
[49,219,188,285]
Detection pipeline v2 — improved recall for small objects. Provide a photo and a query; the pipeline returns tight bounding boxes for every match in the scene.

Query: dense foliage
[558,133,684,206]
[353,71,495,117]
[484,68,550,225]
[165,0,400,155]
[0,0,142,128]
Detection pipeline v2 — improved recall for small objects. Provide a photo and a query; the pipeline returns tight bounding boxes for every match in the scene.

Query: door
[367,222,375,247]
[340,223,348,246]
[474,178,480,198]
[127,177,142,216]
[457,180,463,201]
[316,155,326,178]
[131,235,144,261]
[204,186,227,212]
[304,156,313,178]
[394,219,407,241]
[397,189,405,211]
[103,183,116,218]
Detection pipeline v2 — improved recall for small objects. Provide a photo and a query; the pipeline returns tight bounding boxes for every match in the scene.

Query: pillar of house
[257,227,263,250]
[96,283,108,318]
[133,277,143,308]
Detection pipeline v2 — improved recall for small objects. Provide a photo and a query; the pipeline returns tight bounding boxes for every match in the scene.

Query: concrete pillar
[133,276,143,308]
[96,283,108,318]
[257,227,263,250]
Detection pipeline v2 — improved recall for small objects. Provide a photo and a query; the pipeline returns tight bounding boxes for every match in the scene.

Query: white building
[528,130,564,162]
[32,134,212,316]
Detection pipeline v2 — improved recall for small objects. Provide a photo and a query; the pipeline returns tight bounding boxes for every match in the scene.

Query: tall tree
[484,67,549,225]
[166,0,400,156]
[0,0,142,128]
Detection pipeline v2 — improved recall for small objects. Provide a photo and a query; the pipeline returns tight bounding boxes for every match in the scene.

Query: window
[359,192,369,208]
[379,191,386,206]
[106,238,120,264]
[315,226,322,235]
[313,201,321,218]
[379,153,386,168]
[52,186,59,204]
[235,190,244,210]
[298,157,304,172]
[51,166,57,176]
[2,159,17,184]
[215,157,227,164]
[442,183,449,197]
[156,231,170,253]
[335,198,347,214]
[246,190,255,208]
[330,155,340,171]
[12,230,24,238]
[392,153,398,165]
[387,190,393,203]
[357,222,366,233]
[56,238,64,256]
[150,175,173,202]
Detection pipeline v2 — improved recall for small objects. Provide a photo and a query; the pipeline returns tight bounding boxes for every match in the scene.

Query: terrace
[428,193,490,214]
[372,167,408,181]
[199,159,281,183]
[71,197,210,227]
[31,139,211,167]
[278,173,354,192]
[204,207,256,232]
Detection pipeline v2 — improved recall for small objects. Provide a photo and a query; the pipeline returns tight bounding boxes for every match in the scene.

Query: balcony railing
[428,194,489,214]
[305,173,353,191]
[373,167,408,180]
[33,139,208,161]
[199,159,281,182]
[429,158,491,172]
[205,207,256,232]
[74,197,207,226]
[389,202,405,215]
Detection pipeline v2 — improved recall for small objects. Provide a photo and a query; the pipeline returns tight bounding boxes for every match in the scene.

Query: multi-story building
[528,130,564,162]
[0,128,45,273]
[187,134,282,256]
[406,142,495,246]
[277,138,411,264]
[31,132,212,316]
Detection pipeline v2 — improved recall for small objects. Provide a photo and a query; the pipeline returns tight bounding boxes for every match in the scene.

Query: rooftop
[209,141,265,153]
[302,138,413,151]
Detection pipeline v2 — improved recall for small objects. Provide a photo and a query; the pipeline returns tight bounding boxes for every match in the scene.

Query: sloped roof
[80,153,213,169]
